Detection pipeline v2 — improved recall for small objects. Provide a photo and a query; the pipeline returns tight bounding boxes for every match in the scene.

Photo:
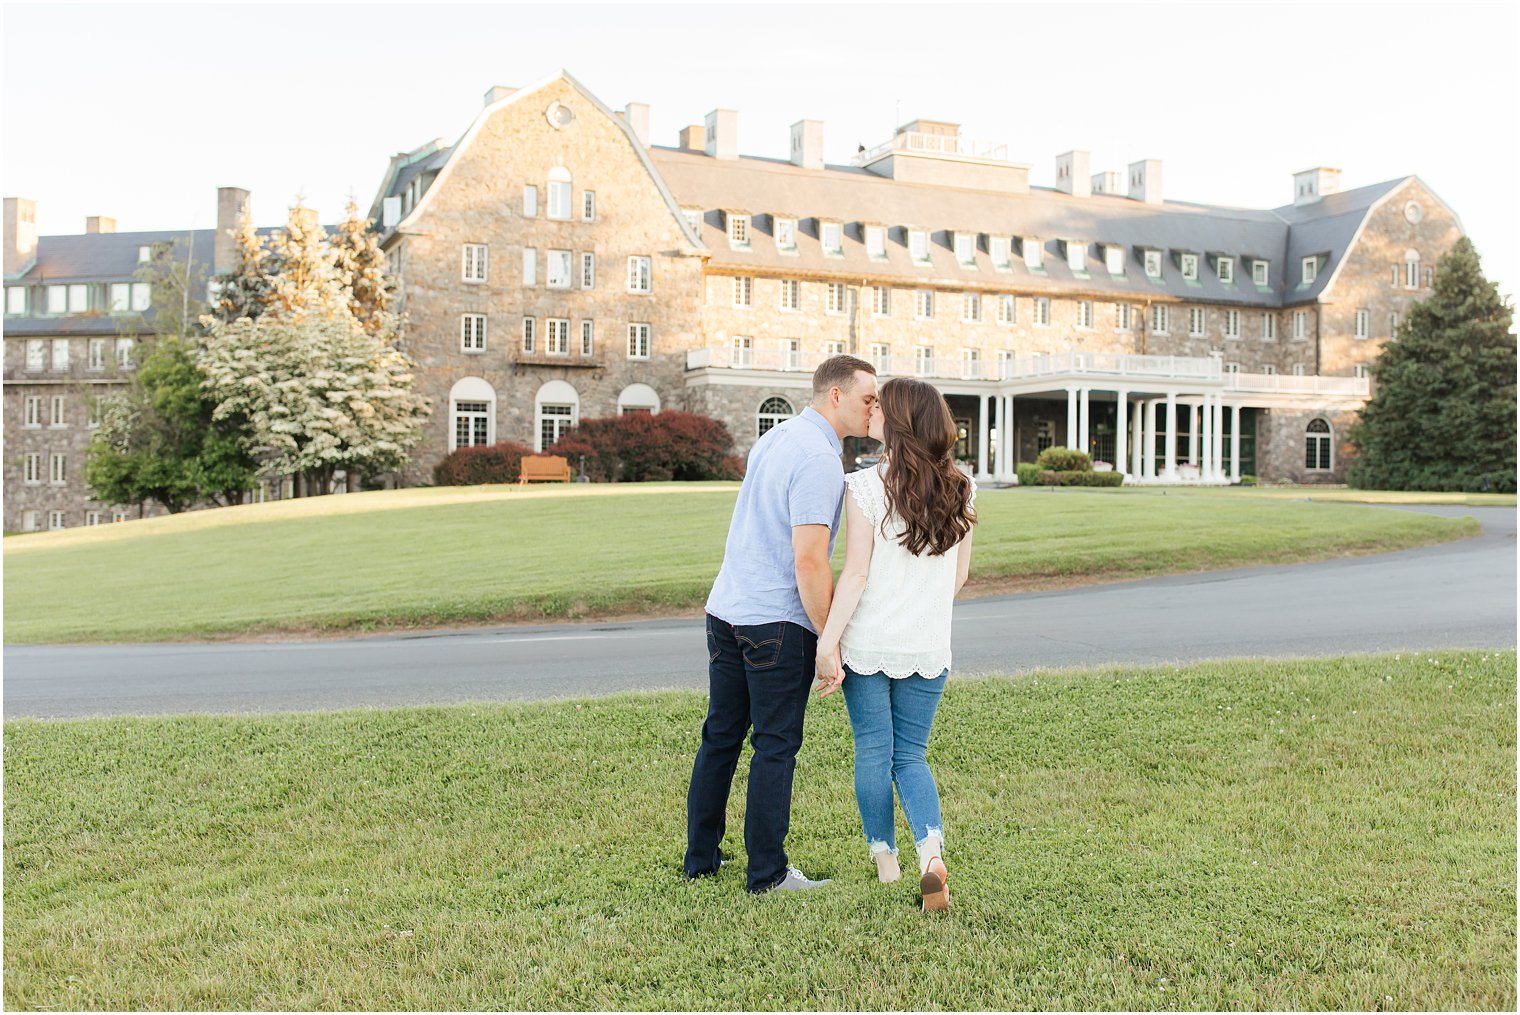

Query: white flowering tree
[202,201,429,496]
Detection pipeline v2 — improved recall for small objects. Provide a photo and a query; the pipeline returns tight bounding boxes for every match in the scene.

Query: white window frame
[1077,300,1094,330]
[1151,304,1169,335]
[779,278,801,312]
[537,402,575,453]
[1292,364,1307,377]
[821,221,843,256]
[988,236,1010,271]
[757,397,794,438]
[51,338,69,370]
[50,453,66,485]
[914,288,934,320]
[68,284,89,313]
[1305,419,1332,471]
[522,185,538,217]
[865,225,887,260]
[48,510,65,531]
[913,346,934,376]
[24,453,41,484]
[1293,310,1307,341]
[1034,297,1051,327]
[461,313,487,353]
[823,340,844,357]
[1261,314,1277,342]
[1405,254,1420,289]
[46,285,66,315]
[463,244,488,283]
[130,284,150,312]
[775,218,798,253]
[1105,245,1125,275]
[1144,250,1162,278]
[826,282,846,317]
[961,348,981,379]
[869,343,890,373]
[23,396,41,428]
[1216,257,1234,284]
[452,399,493,451]
[1354,363,1369,379]
[1189,307,1206,337]
[1302,256,1318,285]
[6,286,27,315]
[85,511,101,527]
[1354,308,1370,340]
[546,318,570,356]
[728,213,750,248]
[627,256,652,294]
[732,276,753,308]
[1225,362,1241,375]
[1023,237,1043,271]
[909,229,929,264]
[997,293,1015,325]
[1390,312,1400,339]
[116,338,134,369]
[581,190,596,222]
[580,320,595,357]
[50,394,66,427]
[546,249,572,290]
[112,509,128,524]
[872,285,890,318]
[1116,303,1132,331]
[23,510,39,532]
[732,335,753,367]
[580,252,596,289]
[1066,240,1086,273]
[1252,260,1269,286]
[782,338,801,372]
[521,317,536,353]
[547,179,572,221]
[627,323,651,360]
[962,292,981,323]
[522,248,537,286]
[1180,253,1199,281]
[1261,364,1277,376]
[954,232,975,267]
[1223,310,1239,340]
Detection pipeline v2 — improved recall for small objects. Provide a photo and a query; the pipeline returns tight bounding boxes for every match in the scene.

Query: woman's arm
[815,489,875,695]
[953,525,975,596]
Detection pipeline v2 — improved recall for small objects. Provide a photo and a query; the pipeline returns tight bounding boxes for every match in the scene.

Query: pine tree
[209,205,275,324]
[329,198,398,337]
[1347,237,1517,492]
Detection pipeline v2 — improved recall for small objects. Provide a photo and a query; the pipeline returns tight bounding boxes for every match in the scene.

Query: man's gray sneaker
[767,865,831,892]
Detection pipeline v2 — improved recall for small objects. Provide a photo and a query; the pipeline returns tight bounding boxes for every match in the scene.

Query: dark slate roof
[1272,178,1409,305]
[3,315,134,337]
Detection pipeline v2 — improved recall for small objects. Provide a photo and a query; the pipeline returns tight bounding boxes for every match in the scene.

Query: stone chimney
[483,85,517,106]
[790,119,823,170]
[679,124,705,151]
[704,109,737,160]
[1128,159,1162,205]
[215,187,250,275]
[1056,150,1091,197]
[623,102,650,146]
[1293,167,1341,206]
[86,215,116,234]
[4,197,38,276]
[1091,170,1123,195]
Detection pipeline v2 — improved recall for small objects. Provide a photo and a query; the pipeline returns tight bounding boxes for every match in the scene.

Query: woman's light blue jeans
[840,665,947,857]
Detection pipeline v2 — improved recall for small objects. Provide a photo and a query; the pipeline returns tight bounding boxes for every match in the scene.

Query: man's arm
[792,523,833,635]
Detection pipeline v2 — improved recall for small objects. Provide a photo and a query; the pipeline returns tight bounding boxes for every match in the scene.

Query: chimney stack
[623,102,650,146]
[704,109,737,160]
[483,85,517,106]
[679,124,705,151]
[215,187,250,275]
[4,197,38,276]
[1055,150,1091,197]
[1091,170,1123,195]
[85,215,116,234]
[1128,159,1163,205]
[790,119,824,170]
[1292,167,1341,206]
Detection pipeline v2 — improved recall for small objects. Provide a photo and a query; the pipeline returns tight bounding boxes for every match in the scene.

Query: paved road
[5,505,1513,719]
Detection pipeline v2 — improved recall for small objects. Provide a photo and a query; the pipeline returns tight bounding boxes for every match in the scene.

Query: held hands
[814,642,845,698]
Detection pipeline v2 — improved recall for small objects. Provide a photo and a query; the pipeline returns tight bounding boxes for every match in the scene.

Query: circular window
[1403,200,1424,224]
[545,102,574,129]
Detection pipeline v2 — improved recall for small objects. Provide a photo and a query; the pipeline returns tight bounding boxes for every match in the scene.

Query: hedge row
[1037,470,1125,487]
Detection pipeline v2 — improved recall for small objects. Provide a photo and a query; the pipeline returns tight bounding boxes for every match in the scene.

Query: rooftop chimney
[1056,150,1091,197]
[790,119,823,170]
[679,124,705,152]
[86,215,116,234]
[704,109,737,160]
[1091,170,1123,195]
[1292,166,1341,206]
[1128,159,1162,205]
[215,187,250,275]
[4,197,38,276]
[483,85,517,106]
[622,102,650,146]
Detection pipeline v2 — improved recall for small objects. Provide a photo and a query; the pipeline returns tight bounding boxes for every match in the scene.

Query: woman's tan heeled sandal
[920,856,949,912]
[874,851,902,884]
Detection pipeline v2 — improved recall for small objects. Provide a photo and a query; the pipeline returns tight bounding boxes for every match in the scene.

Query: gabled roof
[1271,177,1410,305]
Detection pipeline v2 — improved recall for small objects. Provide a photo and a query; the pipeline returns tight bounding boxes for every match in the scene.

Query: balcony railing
[1225,372,1370,396]
[852,131,1011,167]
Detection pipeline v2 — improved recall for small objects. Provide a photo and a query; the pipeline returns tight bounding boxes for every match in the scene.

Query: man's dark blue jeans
[685,613,817,893]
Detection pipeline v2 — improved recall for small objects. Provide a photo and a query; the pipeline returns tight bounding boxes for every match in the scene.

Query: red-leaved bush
[547,411,741,482]
[432,440,533,485]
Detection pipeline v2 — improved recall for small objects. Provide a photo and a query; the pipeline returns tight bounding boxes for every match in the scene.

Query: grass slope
[4,652,1513,1010]
[3,485,1481,643]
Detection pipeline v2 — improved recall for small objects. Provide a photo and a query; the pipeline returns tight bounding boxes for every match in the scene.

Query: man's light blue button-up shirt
[706,406,845,634]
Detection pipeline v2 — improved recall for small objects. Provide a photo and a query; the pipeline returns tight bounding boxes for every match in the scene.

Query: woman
[815,377,976,912]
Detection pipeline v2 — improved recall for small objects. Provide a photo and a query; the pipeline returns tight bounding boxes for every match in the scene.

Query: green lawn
[3,484,1483,643]
[5,651,1513,1010]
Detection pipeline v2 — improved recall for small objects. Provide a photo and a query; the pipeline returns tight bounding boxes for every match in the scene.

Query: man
[685,355,879,894]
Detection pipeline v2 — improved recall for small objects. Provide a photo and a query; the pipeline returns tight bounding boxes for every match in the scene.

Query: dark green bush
[1035,447,1092,472]
[1037,470,1124,487]
[1016,462,1043,488]
[1239,474,1259,486]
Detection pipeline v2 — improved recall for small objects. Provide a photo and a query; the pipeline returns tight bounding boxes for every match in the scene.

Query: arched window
[449,376,496,451]
[1404,249,1420,289]
[617,383,661,415]
[535,379,580,452]
[1305,418,1332,471]
[547,166,572,220]
[757,397,795,438]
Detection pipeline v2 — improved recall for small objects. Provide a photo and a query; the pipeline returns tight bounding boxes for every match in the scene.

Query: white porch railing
[1225,373,1370,396]
[1000,351,1222,381]
[852,131,1011,167]
[686,347,1231,384]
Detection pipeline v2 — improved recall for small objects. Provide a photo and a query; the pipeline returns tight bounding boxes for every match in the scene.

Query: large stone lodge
[2,71,1464,531]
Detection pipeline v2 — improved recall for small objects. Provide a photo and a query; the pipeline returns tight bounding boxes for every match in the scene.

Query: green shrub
[1016,462,1043,488]
[1239,474,1259,486]
[1038,470,1124,487]
[1035,447,1092,472]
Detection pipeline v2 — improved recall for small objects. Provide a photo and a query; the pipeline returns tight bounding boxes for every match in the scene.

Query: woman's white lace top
[839,464,972,680]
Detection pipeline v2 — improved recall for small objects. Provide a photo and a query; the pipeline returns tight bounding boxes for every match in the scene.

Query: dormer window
[728,212,750,247]
[954,232,975,267]
[1144,249,1162,278]
[1104,245,1125,275]
[821,221,843,256]
[137,245,151,263]
[1302,255,1319,285]
[1180,253,1199,281]
[1064,240,1086,274]
[1251,259,1269,286]
[1215,256,1234,284]
[865,225,887,260]
[908,229,929,264]
[775,217,798,252]
[682,208,703,235]
[990,237,1011,270]
[1023,237,1043,271]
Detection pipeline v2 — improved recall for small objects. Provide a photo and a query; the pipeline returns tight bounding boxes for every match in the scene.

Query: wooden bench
[518,455,573,484]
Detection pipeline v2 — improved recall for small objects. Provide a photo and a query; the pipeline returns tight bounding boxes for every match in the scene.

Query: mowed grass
[4,651,1513,1010]
[3,484,1483,643]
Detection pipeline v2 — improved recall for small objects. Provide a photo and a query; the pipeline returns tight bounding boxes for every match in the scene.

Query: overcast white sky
[5,1,1518,300]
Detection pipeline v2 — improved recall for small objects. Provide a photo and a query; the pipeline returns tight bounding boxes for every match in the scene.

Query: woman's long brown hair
[876,377,977,556]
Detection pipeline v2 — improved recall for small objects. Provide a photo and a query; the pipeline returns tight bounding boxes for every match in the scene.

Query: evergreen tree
[265,200,347,319]
[209,205,275,324]
[329,198,398,337]
[1347,237,1517,492]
